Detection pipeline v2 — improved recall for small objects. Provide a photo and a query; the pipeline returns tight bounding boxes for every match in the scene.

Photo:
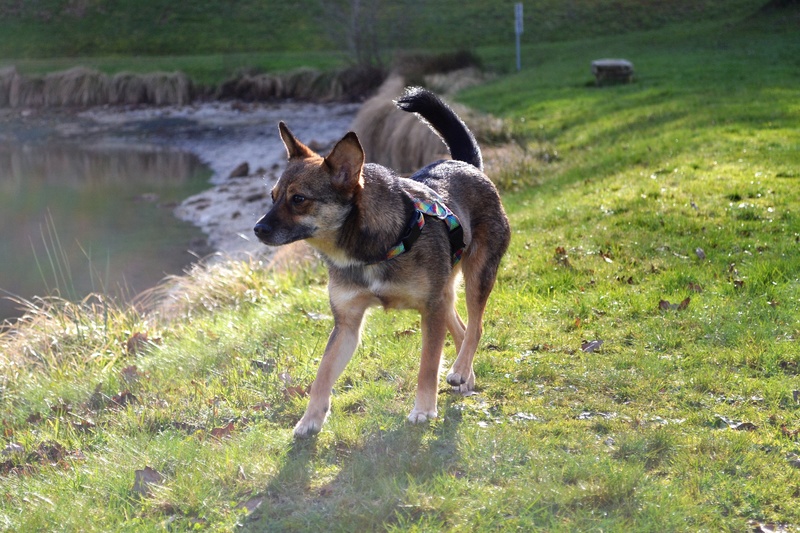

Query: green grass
[2,9,800,532]
[0,0,770,85]
[0,0,765,59]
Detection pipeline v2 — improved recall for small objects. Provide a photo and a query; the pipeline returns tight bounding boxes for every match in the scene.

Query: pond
[0,102,360,322]
[0,141,211,320]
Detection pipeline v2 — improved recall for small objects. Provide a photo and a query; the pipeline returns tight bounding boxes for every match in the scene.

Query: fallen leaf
[132,466,165,497]
[283,385,308,400]
[251,401,272,412]
[35,441,67,463]
[110,390,138,408]
[210,422,235,440]
[658,297,690,311]
[554,246,572,268]
[235,496,265,513]
[688,282,703,293]
[120,365,140,382]
[733,279,745,289]
[126,332,150,356]
[581,340,603,353]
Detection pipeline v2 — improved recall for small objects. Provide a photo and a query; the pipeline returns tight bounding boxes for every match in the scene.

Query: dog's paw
[407,408,437,424]
[293,416,323,438]
[446,371,475,392]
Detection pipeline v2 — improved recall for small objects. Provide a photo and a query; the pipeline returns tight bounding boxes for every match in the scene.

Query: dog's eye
[291,194,306,205]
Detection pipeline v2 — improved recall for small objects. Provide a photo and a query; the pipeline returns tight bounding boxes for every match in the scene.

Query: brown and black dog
[254,87,510,437]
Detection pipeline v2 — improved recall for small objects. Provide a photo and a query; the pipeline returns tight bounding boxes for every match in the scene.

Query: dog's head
[254,122,365,247]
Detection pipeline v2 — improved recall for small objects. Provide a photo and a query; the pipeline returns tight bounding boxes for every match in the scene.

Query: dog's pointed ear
[325,132,365,194]
[279,121,315,159]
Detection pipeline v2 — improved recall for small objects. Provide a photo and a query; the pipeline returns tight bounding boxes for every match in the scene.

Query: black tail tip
[395,86,439,113]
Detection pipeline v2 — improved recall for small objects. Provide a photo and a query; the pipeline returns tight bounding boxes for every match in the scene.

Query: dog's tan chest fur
[329,267,433,311]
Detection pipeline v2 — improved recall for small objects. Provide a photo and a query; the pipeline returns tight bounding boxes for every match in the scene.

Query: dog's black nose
[254,222,272,238]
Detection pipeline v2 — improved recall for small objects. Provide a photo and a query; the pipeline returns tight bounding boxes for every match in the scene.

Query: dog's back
[396,88,508,273]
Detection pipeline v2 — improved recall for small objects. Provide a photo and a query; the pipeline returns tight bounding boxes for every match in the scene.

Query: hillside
[0,0,771,59]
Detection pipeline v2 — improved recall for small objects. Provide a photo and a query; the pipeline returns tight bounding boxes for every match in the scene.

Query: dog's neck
[329,168,416,266]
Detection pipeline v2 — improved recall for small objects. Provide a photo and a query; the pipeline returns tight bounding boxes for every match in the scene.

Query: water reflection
[0,142,211,321]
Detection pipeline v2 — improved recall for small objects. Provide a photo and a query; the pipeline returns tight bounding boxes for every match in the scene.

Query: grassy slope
[0,0,766,85]
[2,9,800,533]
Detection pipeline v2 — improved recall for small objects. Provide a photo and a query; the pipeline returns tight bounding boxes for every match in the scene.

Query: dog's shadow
[244,396,466,530]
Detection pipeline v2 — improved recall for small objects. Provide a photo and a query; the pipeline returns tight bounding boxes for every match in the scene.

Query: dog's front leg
[408,309,447,423]
[294,296,369,438]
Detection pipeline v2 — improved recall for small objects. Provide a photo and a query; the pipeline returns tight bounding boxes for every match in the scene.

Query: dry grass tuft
[0,66,21,107]
[0,67,193,108]
[43,67,110,106]
[0,293,144,372]
[216,65,385,103]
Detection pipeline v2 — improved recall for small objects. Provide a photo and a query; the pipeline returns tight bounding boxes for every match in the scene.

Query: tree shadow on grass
[244,395,465,532]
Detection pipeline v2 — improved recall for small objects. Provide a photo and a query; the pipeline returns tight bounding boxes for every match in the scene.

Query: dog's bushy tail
[395,87,483,172]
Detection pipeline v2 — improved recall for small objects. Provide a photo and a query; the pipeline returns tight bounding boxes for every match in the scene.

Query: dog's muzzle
[253,214,314,246]
[253,219,273,244]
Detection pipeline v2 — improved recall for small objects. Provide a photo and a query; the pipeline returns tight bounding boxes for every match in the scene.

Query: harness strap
[379,195,465,265]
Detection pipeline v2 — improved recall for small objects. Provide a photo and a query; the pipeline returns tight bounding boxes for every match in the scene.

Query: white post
[515,2,523,71]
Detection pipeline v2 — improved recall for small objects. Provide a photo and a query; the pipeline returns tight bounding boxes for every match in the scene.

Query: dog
[254,87,510,437]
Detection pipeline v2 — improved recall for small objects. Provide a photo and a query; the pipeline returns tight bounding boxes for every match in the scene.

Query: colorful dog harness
[382,194,465,265]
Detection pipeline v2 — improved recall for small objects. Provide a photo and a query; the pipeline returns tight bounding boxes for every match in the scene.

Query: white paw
[408,408,437,424]
[293,416,324,438]
[447,371,475,392]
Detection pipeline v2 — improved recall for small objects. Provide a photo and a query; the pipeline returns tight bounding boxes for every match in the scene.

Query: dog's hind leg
[294,294,370,438]
[446,247,503,393]
[446,303,466,354]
